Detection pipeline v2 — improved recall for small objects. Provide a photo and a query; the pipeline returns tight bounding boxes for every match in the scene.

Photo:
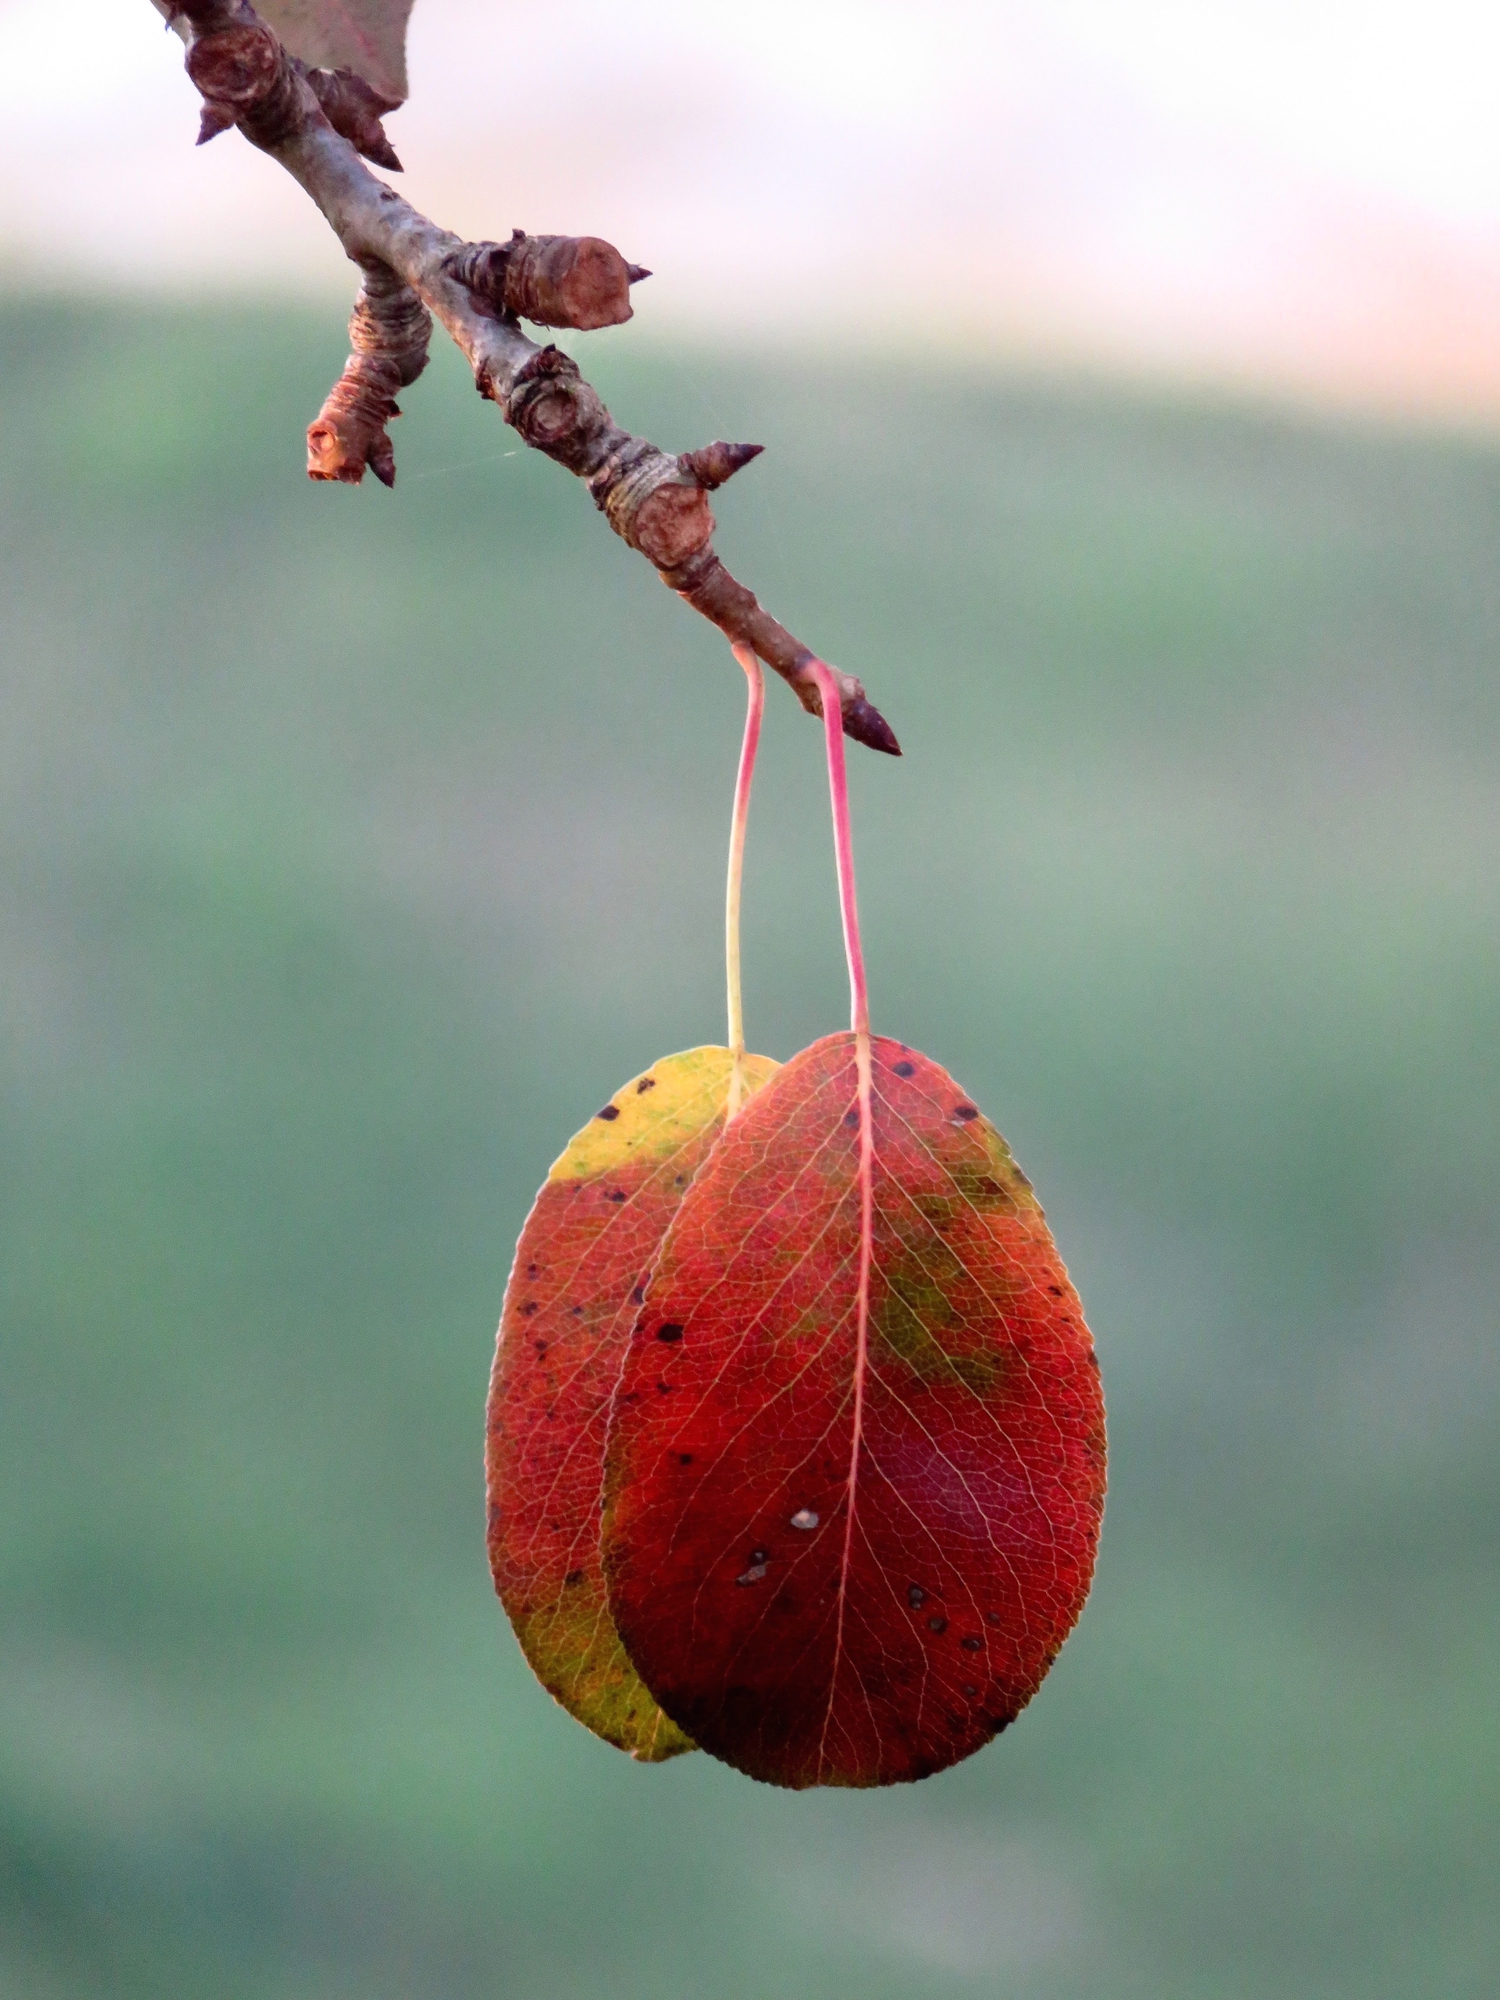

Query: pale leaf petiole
[725,643,765,1119]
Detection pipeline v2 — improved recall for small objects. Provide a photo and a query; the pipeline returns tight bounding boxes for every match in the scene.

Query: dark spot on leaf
[607,1189,626,1203]
[526,1262,540,1278]
[636,1077,656,1093]
[893,1060,916,1077]
[927,1614,948,1634]
[1048,1284,1064,1295]
[953,1103,979,1122]
[564,1569,584,1585]
[570,1305,583,1317]
[533,1339,547,1356]
[1087,1350,1100,1369]
[597,1105,620,1121]
[751,1549,767,1564]
[677,1452,693,1465]
[630,1285,645,1304]
[986,1611,1002,1626]
[908,1585,927,1608]
[960,1635,984,1652]
[674,1175,686,1186]
[962,1683,978,1697]
[656,1380,674,1394]
[656,1324,684,1344]
[521,1301,539,1317]
[735,1562,768,1586]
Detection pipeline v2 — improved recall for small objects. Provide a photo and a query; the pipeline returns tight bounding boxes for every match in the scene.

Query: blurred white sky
[6,0,1500,413]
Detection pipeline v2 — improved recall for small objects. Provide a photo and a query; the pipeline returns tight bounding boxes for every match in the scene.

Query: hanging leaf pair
[487,654,1106,1788]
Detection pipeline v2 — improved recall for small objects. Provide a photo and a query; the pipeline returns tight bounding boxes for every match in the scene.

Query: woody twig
[150,0,900,752]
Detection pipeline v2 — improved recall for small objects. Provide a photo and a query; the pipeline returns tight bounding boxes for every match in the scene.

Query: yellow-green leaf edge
[503,1045,778,1762]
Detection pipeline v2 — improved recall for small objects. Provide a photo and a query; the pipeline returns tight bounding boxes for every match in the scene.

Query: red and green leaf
[486,1046,777,1761]
[602,1033,1106,1789]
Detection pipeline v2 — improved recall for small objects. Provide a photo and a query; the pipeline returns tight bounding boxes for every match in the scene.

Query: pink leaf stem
[807,659,874,1755]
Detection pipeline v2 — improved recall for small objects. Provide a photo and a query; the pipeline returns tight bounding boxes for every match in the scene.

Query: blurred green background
[2,298,1496,1998]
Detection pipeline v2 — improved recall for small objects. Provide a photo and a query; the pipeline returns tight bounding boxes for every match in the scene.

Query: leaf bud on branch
[449,232,647,333]
[302,67,404,170]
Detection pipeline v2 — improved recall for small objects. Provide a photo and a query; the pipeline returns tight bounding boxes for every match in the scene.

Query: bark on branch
[151,0,899,753]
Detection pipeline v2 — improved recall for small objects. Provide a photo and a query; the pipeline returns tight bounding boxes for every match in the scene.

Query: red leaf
[602,1033,1106,1789]
[487,1046,776,1760]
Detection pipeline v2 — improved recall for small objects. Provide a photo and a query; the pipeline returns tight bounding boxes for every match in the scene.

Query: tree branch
[150,0,900,754]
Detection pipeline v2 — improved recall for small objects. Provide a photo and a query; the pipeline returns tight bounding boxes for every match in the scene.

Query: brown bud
[789,659,902,756]
[303,66,403,171]
[185,24,299,148]
[597,448,716,569]
[507,234,636,330]
[185,24,277,110]
[844,696,902,756]
[505,345,607,460]
[633,484,715,568]
[452,233,640,332]
[307,355,401,484]
[195,101,236,146]
[679,441,764,490]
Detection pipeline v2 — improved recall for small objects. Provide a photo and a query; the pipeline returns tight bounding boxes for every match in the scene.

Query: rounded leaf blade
[602,1034,1106,1788]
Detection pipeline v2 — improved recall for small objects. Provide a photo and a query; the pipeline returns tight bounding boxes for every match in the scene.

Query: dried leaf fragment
[304,65,404,168]
[257,0,413,105]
